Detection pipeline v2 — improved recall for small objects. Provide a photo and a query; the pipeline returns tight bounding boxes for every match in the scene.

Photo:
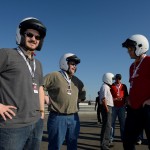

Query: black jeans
[97,105,102,123]
[123,105,150,150]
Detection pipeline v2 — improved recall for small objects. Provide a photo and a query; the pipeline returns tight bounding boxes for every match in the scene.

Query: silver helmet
[59,53,80,71]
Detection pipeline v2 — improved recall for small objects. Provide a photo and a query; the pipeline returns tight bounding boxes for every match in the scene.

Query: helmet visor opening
[122,39,137,48]
[66,55,80,64]
[19,20,46,38]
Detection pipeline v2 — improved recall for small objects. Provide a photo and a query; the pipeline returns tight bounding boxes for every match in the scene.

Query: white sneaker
[110,139,113,144]
[137,139,142,145]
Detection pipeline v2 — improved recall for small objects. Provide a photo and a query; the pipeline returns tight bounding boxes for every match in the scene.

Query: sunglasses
[24,32,41,40]
[69,62,77,66]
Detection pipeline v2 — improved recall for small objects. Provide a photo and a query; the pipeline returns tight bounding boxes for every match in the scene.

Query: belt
[50,111,76,116]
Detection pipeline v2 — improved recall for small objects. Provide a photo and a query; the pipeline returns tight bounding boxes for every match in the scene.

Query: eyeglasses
[24,32,41,40]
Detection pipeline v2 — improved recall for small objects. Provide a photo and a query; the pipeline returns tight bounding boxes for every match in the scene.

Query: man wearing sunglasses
[44,53,86,150]
[0,17,46,150]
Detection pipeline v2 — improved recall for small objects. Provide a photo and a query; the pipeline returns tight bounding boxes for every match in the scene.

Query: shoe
[109,138,113,144]
[137,139,142,145]
[109,141,114,147]
[97,121,100,125]
[110,139,113,143]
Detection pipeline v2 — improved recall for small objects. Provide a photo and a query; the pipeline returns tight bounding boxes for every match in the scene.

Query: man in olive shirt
[44,53,86,150]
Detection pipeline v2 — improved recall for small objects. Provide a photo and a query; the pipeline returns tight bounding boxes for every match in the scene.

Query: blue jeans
[123,105,150,150]
[0,118,44,150]
[111,106,126,141]
[47,112,80,150]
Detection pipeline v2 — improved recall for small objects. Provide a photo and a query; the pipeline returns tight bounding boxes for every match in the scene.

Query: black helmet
[16,17,47,50]
[115,74,122,80]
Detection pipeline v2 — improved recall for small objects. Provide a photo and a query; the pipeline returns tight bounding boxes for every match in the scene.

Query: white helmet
[16,17,46,50]
[122,34,149,56]
[59,53,80,71]
[102,72,114,85]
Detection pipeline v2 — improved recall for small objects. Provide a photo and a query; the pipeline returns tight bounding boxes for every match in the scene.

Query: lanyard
[60,70,71,88]
[17,48,36,80]
[132,54,146,78]
[115,83,121,96]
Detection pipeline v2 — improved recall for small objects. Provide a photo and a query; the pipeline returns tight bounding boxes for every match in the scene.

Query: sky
[0,0,150,101]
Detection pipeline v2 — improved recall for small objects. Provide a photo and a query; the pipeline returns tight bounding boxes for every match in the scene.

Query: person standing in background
[95,91,102,125]
[122,34,150,150]
[0,17,47,150]
[99,72,114,150]
[110,74,128,142]
[44,53,86,150]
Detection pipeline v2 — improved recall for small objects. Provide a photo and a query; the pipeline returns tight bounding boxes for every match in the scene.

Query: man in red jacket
[122,34,150,150]
[110,74,128,142]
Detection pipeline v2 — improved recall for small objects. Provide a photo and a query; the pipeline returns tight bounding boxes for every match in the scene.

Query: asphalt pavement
[41,112,148,150]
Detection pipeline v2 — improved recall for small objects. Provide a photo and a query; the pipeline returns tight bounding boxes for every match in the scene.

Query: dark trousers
[123,105,150,150]
[97,106,102,123]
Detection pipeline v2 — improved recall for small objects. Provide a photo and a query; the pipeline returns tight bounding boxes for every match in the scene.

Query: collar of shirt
[18,47,34,60]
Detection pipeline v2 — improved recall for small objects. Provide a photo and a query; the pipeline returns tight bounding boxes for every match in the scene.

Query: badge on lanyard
[67,85,72,95]
[60,70,72,95]
[32,82,38,93]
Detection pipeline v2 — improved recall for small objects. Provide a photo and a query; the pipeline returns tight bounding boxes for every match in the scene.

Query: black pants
[123,105,150,150]
[97,106,102,123]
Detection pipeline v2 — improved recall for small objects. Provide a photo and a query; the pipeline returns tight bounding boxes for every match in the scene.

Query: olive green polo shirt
[44,71,86,114]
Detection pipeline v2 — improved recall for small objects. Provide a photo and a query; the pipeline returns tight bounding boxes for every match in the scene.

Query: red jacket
[111,83,128,107]
[129,56,150,109]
